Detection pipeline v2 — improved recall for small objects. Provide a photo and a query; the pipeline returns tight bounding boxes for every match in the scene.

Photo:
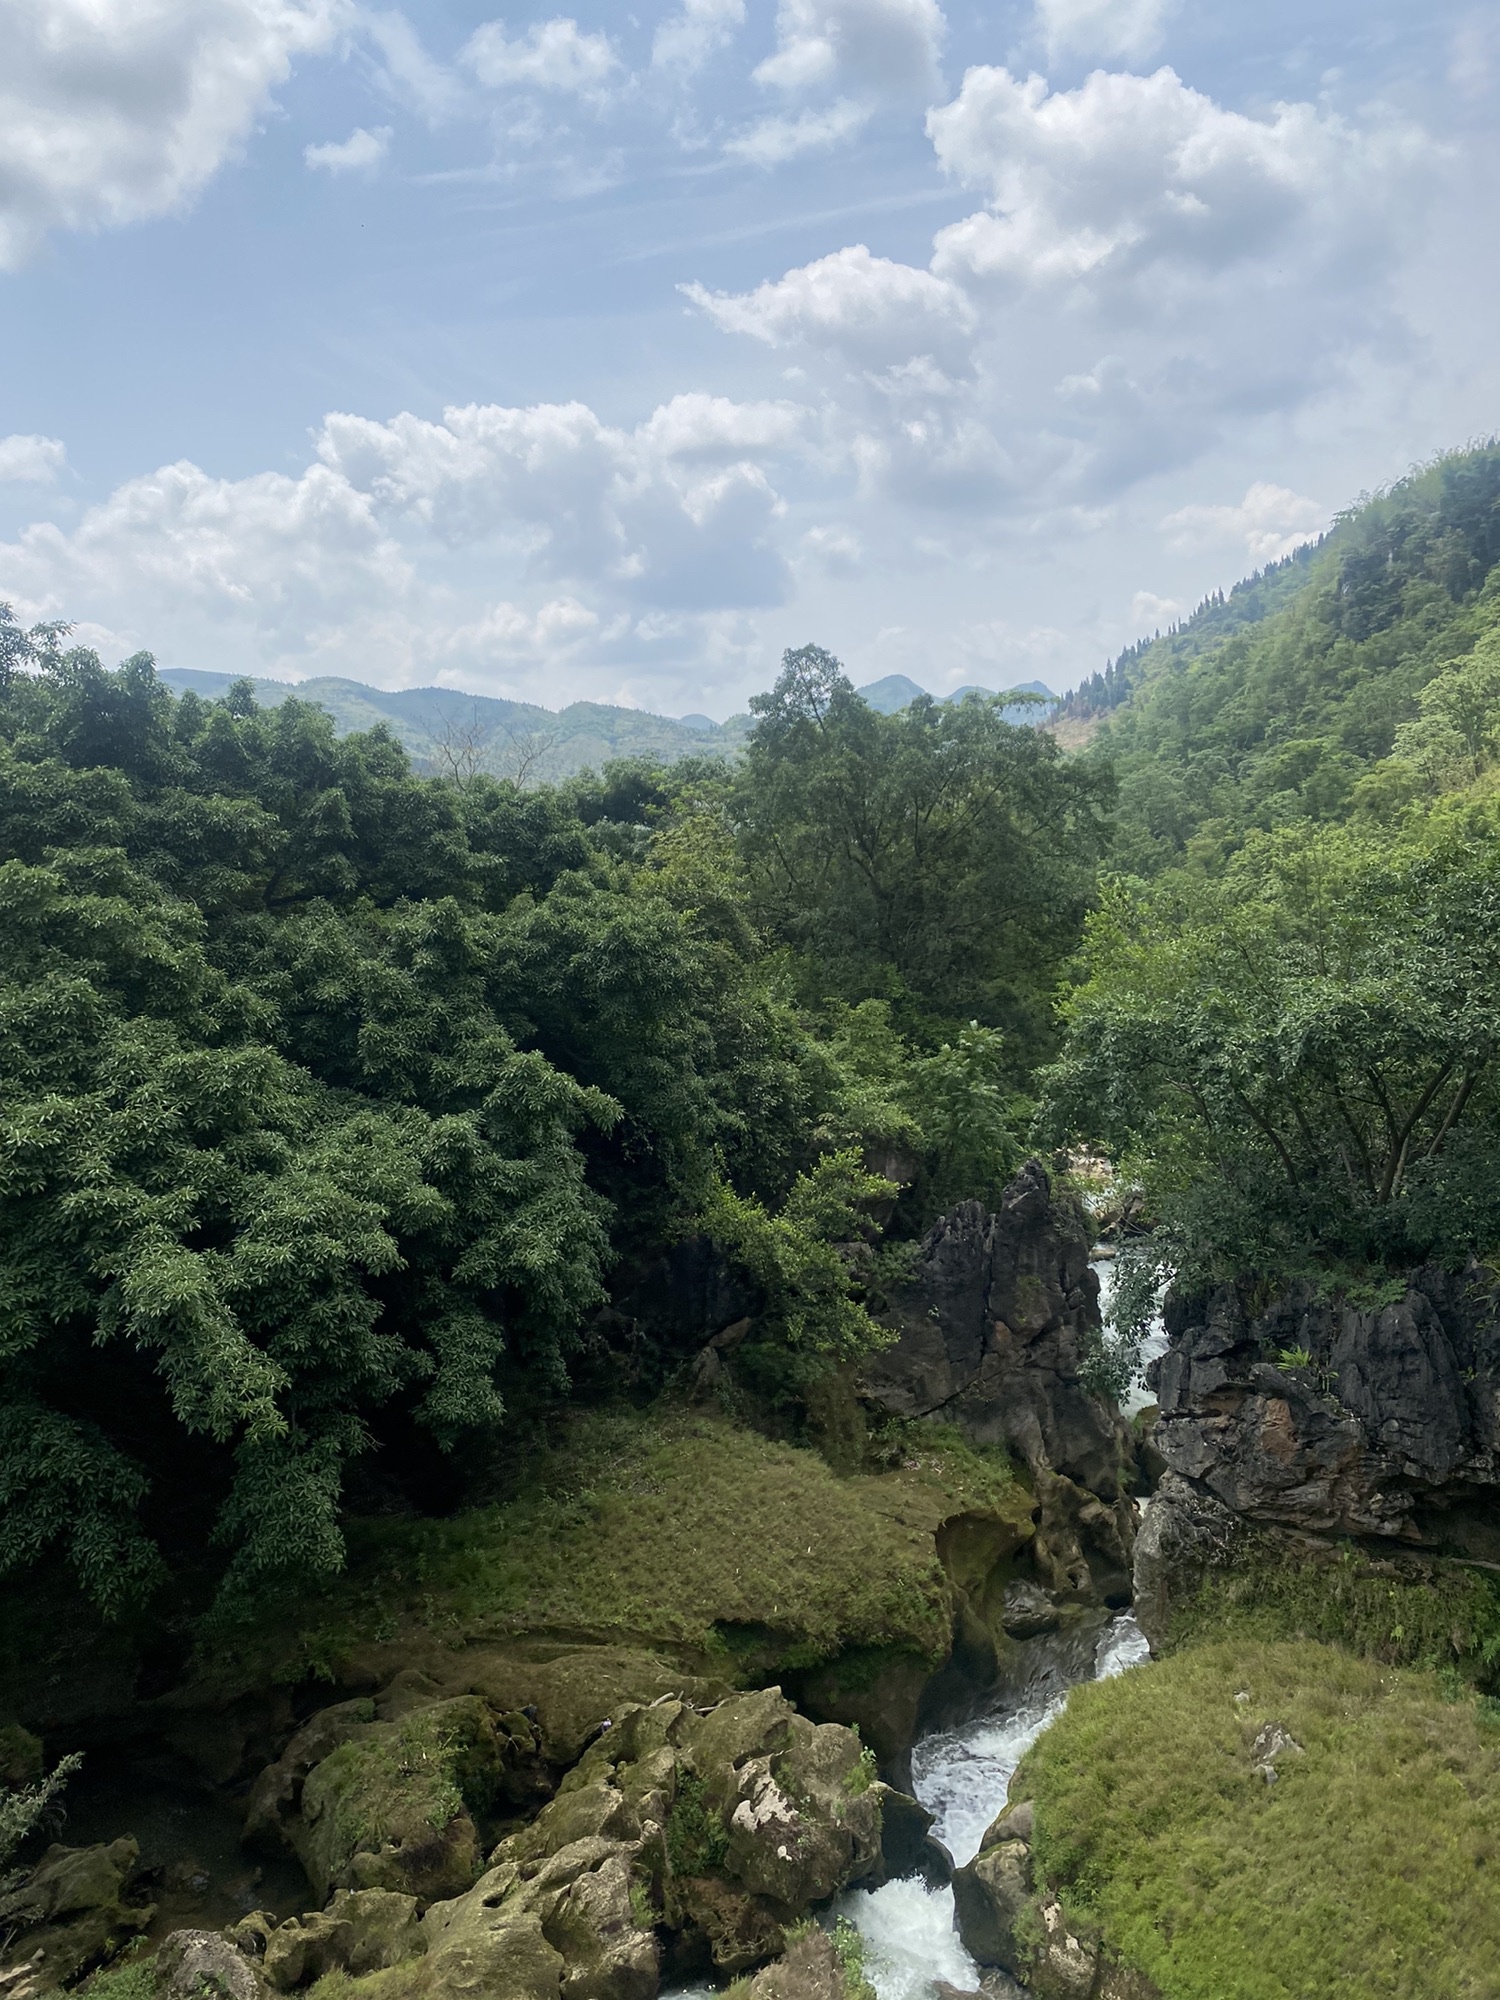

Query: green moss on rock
[299,1698,504,1903]
[208,1409,1031,1697]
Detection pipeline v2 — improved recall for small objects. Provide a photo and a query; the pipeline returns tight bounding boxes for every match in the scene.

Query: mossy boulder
[260,1686,913,2000]
[156,1929,269,2000]
[0,1721,43,1787]
[951,1840,1031,1976]
[257,1891,425,1990]
[0,1839,155,1988]
[293,1697,506,1905]
[738,1927,846,2000]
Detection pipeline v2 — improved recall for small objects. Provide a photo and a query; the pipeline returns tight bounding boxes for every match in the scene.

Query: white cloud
[652,0,745,73]
[0,387,807,692]
[683,244,974,366]
[462,16,619,97]
[0,459,406,652]
[1034,0,1179,63]
[635,393,807,458]
[304,125,392,172]
[753,0,946,102]
[1129,587,1183,627]
[726,98,871,164]
[362,11,467,121]
[1163,481,1326,563]
[928,65,1429,295]
[801,524,863,573]
[0,435,68,484]
[0,0,348,269]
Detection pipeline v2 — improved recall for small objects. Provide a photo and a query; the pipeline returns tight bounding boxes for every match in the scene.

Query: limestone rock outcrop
[1137,1266,1500,1644]
[951,1799,1162,2000]
[860,1163,1134,1605]
[229,1682,920,2000]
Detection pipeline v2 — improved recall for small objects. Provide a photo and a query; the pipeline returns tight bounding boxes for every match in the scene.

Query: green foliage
[703,1151,897,1358]
[1045,814,1500,1282]
[737,645,1113,1056]
[666,1770,729,1877]
[0,1749,83,1867]
[831,1915,877,2000]
[904,1023,1030,1216]
[1082,1240,1164,1402]
[1166,1541,1500,1688]
[0,622,865,1615]
[1076,443,1500,875]
[1015,1639,1500,1999]
[1389,625,1500,790]
[78,1940,155,2000]
[842,1742,879,1795]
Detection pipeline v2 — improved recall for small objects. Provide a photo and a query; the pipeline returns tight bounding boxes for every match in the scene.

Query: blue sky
[1,0,1497,716]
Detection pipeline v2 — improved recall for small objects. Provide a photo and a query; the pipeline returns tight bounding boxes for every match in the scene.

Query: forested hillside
[1047,442,1500,1296]
[1062,443,1500,875]
[5,454,1500,2000]
[0,624,1103,1620]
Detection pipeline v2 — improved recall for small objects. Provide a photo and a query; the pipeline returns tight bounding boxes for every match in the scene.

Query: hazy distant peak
[855,674,1056,716]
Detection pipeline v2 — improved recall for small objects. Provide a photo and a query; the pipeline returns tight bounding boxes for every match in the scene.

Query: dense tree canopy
[1046,443,1500,1290]
[0,612,1103,1617]
[735,644,1113,1053]
[1046,811,1500,1286]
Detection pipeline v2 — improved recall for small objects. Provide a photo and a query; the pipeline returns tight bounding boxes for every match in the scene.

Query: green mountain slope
[1060,443,1500,872]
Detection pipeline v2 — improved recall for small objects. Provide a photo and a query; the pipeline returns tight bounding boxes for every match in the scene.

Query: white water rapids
[833,1612,1150,2000]
[670,1611,1150,2000]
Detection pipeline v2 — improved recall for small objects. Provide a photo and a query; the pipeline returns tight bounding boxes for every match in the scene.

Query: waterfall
[835,1613,1149,2000]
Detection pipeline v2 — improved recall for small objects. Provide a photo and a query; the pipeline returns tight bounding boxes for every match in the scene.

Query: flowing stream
[1090,1254,1168,1417]
[832,1612,1150,2000]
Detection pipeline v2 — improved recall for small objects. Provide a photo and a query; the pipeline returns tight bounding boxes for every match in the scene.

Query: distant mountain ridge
[856,673,1056,719]
[156,666,1057,783]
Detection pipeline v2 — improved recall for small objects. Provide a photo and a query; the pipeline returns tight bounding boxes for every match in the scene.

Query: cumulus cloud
[462,16,618,97]
[801,524,863,574]
[0,458,406,653]
[683,244,974,366]
[304,125,392,172]
[726,98,871,164]
[1129,587,1183,627]
[1034,0,1179,63]
[0,386,810,691]
[0,435,68,484]
[928,65,1429,295]
[1163,481,1326,563]
[652,0,745,73]
[634,393,808,458]
[0,0,348,269]
[753,0,946,102]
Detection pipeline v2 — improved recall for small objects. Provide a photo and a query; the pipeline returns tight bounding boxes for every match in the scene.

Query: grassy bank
[199,1406,1033,1692]
[1167,1538,1500,1693]
[1016,1638,1500,1999]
